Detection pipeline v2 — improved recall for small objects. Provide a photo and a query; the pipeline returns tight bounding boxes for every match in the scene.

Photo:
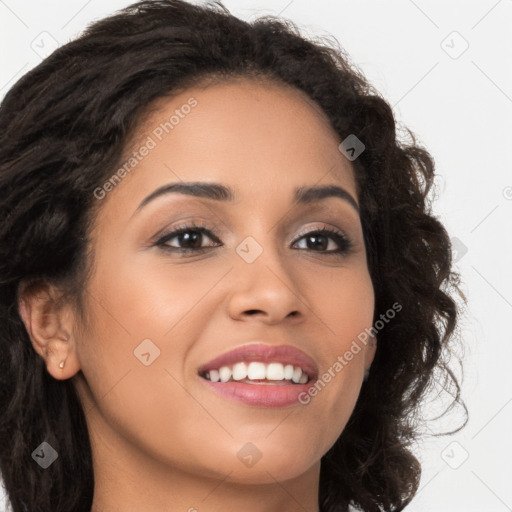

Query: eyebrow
[134,181,359,215]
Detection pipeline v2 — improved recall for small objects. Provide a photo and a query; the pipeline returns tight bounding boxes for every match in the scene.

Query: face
[69,78,376,485]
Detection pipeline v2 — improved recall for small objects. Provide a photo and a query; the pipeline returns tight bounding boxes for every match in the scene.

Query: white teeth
[232,362,248,381]
[219,366,231,383]
[209,369,220,383]
[266,362,284,380]
[203,361,310,384]
[291,366,303,384]
[247,362,266,380]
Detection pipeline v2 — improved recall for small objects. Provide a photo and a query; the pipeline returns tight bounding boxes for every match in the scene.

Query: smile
[197,343,318,407]
[200,361,309,384]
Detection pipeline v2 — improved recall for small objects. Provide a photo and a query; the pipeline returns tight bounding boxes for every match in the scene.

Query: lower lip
[200,378,313,408]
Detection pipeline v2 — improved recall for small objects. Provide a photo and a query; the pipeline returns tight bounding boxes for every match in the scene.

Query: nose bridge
[234,222,292,283]
[226,224,307,321]
[231,194,290,268]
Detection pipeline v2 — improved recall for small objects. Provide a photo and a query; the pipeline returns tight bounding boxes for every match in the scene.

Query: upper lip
[197,343,319,380]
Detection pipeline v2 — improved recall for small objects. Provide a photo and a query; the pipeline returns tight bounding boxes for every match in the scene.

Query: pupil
[308,235,327,251]
[181,231,201,248]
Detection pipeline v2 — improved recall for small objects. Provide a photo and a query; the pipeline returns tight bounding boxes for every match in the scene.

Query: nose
[226,238,307,325]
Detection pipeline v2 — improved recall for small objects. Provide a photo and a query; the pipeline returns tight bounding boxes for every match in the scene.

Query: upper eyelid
[159,221,348,236]
[148,201,357,230]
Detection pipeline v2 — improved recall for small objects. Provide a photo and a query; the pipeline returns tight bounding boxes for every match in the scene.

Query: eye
[154,223,354,257]
[155,222,221,254]
[292,226,354,256]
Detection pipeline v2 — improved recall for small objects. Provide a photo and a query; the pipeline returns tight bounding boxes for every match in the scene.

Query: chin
[226,437,322,484]
[225,456,319,485]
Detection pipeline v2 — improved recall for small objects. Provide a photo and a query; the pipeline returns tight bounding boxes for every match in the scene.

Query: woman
[0,1,467,511]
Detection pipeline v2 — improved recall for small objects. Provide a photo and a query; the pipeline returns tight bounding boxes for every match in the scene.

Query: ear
[17,280,81,380]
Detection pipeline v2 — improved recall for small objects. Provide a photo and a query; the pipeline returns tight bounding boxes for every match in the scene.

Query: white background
[1,1,511,511]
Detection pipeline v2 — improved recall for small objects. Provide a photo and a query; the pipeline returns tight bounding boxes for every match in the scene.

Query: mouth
[199,361,310,385]
[197,343,318,407]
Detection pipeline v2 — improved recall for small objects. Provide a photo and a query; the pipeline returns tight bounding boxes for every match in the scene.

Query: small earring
[59,360,65,369]
[363,368,370,381]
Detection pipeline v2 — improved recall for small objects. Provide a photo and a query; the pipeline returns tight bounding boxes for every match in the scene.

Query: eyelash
[154,221,354,258]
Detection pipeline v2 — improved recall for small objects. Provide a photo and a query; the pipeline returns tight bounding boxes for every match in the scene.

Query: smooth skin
[19,78,376,512]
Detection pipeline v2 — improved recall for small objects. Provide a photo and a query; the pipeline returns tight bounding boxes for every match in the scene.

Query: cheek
[84,249,215,341]
[73,265,212,471]
[309,263,375,345]
[295,265,374,444]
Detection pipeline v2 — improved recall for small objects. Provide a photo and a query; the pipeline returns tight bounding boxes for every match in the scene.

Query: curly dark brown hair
[0,1,467,511]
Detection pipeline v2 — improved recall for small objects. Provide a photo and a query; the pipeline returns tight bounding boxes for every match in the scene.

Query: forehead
[98,77,357,216]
